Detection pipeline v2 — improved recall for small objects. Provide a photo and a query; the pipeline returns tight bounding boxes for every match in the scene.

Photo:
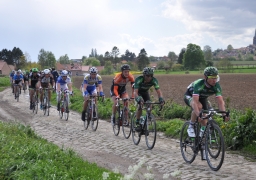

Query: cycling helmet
[12,70,15,73]
[204,67,218,76]
[143,67,154,75]
[44,69,50,75]
[121,64,131,71]
[89,67,98,74]
[61,70,68,76]
[32,68,38,73]
[17,69,22,73]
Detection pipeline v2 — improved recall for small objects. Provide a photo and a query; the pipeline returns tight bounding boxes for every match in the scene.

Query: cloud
[160,0,256,48]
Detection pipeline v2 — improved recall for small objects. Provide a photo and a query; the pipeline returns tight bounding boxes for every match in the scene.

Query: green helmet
[204,67,218,76]
[32,68,38,73]
[143,67,154,75]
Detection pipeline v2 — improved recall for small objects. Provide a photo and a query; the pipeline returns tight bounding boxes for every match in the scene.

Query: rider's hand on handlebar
[223,115,230,122]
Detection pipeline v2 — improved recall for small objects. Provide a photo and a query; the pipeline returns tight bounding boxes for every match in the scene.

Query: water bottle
[140,116,146,125]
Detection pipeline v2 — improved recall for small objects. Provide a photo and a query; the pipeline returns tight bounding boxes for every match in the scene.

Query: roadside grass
[0,121,121,179]
[0,76,10,92]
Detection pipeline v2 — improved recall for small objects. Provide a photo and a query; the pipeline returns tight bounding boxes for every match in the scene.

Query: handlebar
[199,109,230,121]
[138,102,163,112]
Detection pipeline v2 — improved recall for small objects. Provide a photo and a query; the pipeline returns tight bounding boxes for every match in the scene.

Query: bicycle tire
[35,95,38,114]
[122,107,131,139]
[205,123,225,171]
[113,111,120,136]
[84,106,90,130]
[16,88,19,102]
[145,114,157,150]
[91,104,98,131]
[63,99,69,120]
[131,113,141,145]
[59,101,63,119]
[180,121,197,163]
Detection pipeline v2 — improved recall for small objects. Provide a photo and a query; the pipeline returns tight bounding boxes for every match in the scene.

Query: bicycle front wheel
[145,115,157,150]
[205,123,225,171]
[113,112,120,136]
[91,104,98,131]
[122,108,131,139]
[131,113,141,145]
[84,107,90,130]
[63,99,69,121]
[180,121,196,163]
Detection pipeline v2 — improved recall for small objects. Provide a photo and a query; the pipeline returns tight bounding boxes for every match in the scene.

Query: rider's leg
[48,90,52,106]
[81,95,89,121]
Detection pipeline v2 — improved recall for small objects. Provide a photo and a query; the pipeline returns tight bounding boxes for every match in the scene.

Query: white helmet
[17,69,22,73]
[44,69,50,75]
[89,67,98,74]
[61,70,68,76]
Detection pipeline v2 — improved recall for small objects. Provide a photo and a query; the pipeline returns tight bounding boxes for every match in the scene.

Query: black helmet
[143,67,154,75]
[121,64,131,71]
[204,67,218,76]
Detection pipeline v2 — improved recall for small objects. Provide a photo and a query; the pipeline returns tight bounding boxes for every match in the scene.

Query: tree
[178,48,185,64]
[203,45,212,61]
[89,49,95,57]
[38,49,56,69]
[104,51,111,62]
[183,43,205,70]
[121,50,136,61]
[97,54,105,66]
[168,51,177,61]
[137,48,150,70]
[58,54,70,64]
[111,46,120,66]
[101,61,114,75]
[83,57,100,66]
[0,48,13,64]
[227,44,233,51]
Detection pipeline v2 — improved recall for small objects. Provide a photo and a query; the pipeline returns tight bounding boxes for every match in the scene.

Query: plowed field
[73,74,256,110]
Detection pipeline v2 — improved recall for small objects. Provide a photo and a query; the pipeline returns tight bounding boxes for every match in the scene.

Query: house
[0,60,12,75]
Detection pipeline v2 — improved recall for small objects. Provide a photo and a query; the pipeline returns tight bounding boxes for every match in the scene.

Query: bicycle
[131,101,163,150]
[59,89,70,121]
[112,98,132,139]
[41,88,52,116]
[30,88,39,114]
[23,82,27,93]
[84,95,103,131]
[13,84,21,102]
[180,109,229,171]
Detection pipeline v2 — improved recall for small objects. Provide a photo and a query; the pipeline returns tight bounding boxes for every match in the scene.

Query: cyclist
[81,67,104,121]
[110,64,135,125]
[12,70,24,99]
[56,70,73,111]
[9,70,15,93]
[37,69,55,109]
[184,66,230,137]
[51,67,59,92]
[134,67,165,131]
[29,68,40,110]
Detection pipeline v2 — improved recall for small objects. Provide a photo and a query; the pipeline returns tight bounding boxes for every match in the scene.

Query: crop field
[73,73,256,110]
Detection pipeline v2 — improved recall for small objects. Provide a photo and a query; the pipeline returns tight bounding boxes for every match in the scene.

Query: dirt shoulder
[1,88,256,180]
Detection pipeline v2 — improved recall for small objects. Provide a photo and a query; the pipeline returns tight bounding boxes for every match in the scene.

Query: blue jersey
[83,74,102,91]
[9,73,15,79]
[56,76,72,86]
[13,74,23,81]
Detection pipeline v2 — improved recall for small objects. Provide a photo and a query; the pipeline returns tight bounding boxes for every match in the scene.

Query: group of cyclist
[9,64,229,136]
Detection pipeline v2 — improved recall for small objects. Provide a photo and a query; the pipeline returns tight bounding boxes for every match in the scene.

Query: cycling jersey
[39,74,54,88]
[134,76,160,92]
[57,76,72,90]
[29,74,40,88]
[83,74,102,95]
[110,73,134,96]
[9,73,15,80]
[185,79,222,99]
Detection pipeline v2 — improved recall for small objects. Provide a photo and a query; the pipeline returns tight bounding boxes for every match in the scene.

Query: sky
[1,0,256,62]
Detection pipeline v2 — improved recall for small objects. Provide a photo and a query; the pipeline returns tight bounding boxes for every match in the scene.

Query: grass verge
[0,121,121,179]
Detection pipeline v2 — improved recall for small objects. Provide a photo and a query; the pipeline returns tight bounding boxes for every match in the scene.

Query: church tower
[254,29,256,45]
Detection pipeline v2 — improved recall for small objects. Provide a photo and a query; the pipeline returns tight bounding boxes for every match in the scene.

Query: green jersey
[134,76,160,92]
[186,79,222,98]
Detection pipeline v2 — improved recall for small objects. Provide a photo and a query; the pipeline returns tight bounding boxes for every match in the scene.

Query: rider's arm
[134,89,139,99]
[56,83,61,92]
[156,89,163,99]
[98,84,103,92]
[68,82,73,92]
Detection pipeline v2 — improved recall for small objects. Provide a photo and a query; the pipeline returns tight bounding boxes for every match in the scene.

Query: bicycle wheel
[63,99,69,121]
[91,104,99,131]
[131,113,141,145]
[16,88,19,102]
[205,123,225,171]
[145,114,157,150]
[43,97,47,115]
[122,108,131,139]
[59,101,63,119]
[180,121,196,163]
[113,112,120,136]
[84,106,90,130]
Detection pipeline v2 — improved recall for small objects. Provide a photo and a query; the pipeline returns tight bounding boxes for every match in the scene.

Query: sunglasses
[208,75,218,79]
[145,75,153,78]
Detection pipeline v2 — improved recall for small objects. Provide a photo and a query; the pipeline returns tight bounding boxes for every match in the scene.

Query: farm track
[1,86,256,179]
[73,74,256,110]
